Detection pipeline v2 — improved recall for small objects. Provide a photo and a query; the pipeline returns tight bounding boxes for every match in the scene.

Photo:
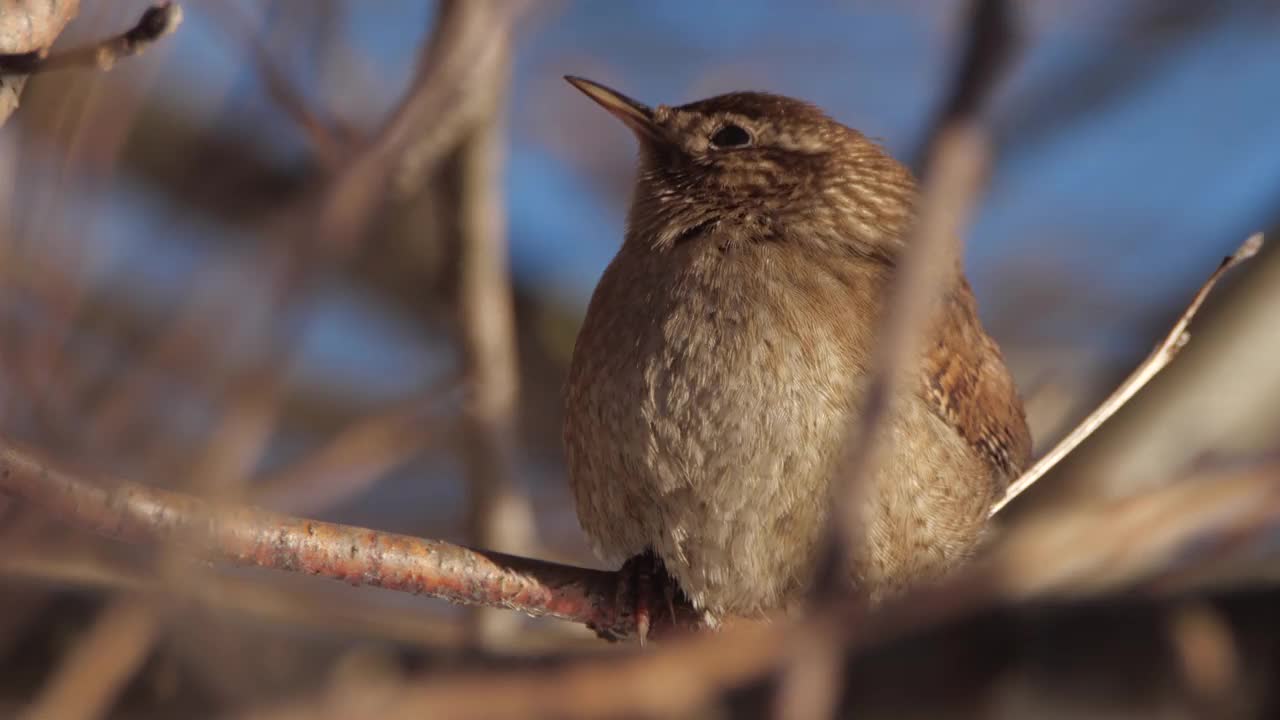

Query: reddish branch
[0,439,701,640]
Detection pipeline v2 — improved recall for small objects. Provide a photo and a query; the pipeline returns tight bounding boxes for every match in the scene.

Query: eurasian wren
[562,77,1031,623]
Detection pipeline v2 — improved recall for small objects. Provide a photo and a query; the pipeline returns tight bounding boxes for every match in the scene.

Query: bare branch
[447,35,539,646]
[392,0,531,196]
[990,232,1265,515]
[0,549,592,651]
[204,2,352,165]
[818,0,1016,595]
[0,0,80,125]
[0,438,702,639]
[790,3,1018,714]
[0,2,181,76]
[985,460,1280,599]
[17,598,158,720]
[250,396,442,516]
[312,0,531,255]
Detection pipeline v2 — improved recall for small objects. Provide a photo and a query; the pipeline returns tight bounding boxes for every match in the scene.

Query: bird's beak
[564,76,662,142]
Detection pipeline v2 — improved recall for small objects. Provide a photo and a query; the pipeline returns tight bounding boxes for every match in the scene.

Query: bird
[561,76,1031,634]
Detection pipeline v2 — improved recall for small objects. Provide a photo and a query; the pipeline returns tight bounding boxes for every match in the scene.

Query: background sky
[135,0,1280,392]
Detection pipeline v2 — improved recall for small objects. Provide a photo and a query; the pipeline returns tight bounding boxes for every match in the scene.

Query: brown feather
[920,278,1033,484]
[563,82,1032,618]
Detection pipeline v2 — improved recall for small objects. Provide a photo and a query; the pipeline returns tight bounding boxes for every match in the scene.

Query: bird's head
[565,76,916,258]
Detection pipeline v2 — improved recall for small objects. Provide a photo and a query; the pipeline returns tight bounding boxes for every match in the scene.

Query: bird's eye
[709,124,751,148]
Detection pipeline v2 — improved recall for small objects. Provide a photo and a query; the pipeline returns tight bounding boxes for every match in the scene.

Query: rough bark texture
[0,439,704,639]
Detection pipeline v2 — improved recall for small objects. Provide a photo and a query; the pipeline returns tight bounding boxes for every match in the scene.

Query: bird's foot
[593,550,681,644]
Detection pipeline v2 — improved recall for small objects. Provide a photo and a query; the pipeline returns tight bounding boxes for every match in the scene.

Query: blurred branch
[794,3,1019,716]
[821,0,1016,592]
[0,0,79,125]
[5,429,1280,718]
[991,232,1265,514]
[206,2,352,165]
[246,593,1279,720]
[0,2,181,76]
[313,0,531,255]
[252,388,451,516]
[0,438,703,640]
[393,0,530,196]
[31,315,290,720]
[446,31,537,646]
[17,598,159,720]
[1058,229,1280,504]
[238,460,1280,720]
[985,461,1280,600]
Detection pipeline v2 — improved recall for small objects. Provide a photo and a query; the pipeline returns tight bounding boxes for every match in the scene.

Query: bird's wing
[918,278,1033,482]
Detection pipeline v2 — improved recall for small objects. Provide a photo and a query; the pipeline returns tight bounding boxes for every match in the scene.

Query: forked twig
[990,232,1265,515]
[204,2,355,164]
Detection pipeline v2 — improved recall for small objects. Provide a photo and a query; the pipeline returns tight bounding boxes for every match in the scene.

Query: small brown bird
[562,77,1030,628]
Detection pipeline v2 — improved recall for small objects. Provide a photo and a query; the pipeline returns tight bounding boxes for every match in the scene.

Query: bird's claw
[606,550,676,645]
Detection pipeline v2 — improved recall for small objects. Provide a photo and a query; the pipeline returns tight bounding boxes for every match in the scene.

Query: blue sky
[74,0,1280,403]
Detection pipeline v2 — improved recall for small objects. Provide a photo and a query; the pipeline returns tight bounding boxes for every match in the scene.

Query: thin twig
[205,2,352,165]
[0,2,182,76]
[990,232,1265,515]
[251,390,448,515]
[17,598,159,720]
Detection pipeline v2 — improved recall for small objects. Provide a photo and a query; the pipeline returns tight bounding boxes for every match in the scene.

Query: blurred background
[1,0,1278,716]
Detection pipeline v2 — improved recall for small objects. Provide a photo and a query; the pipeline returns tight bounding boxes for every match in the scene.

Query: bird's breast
[564,240,882,610]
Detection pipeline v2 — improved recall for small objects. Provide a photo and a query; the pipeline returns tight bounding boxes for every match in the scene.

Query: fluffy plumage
[563,85,1030,618]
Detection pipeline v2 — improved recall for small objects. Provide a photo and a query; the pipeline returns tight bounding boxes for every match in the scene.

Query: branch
[0,0,79,125]
[990,232,1265,515]
[0,438,701,640]
[392,0,532,196]
[6,433,1280,719]
[239,460,1280,719]
[249,393,444,516]
[790,4,1018,714]
[819,0,1018,584]
[311,0,531,255]
[17,598,158,720]
[0,2,181,76]
[819,0,1016,595]
[447,35,539,645]
[1,548,590,651]
[247,590,1280,720]
[204,2,353,166]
